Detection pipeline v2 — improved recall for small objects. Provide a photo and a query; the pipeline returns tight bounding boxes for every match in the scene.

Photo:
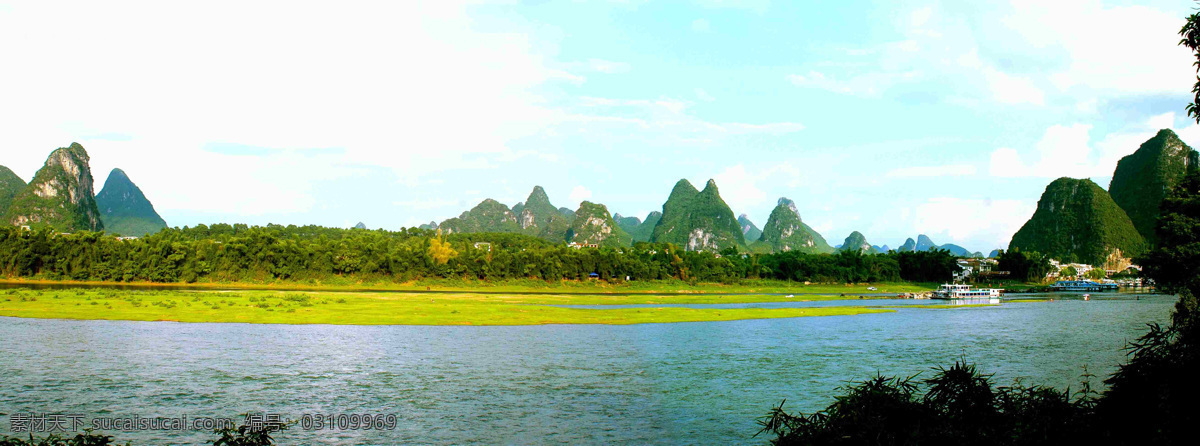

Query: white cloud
[691,18,711,32]
[791,1,1188,107]
[1075,99,1100,113]
[573,95,802,138]
[0,0,572,221]
[983,67,1044,105]
[1147,112,1177,131]
[713,165,766,211]
[1176,122,1200,146]
[587,58,631,74]
[721,122,805,135]
[886,164,978,178]
[988,148,1027,177]
[581,96,689,113]
[392,198,461,211]
[695,0,770,13]
[989,114,1200,179]
[989,124,1095,178]
[1036,124,1093,172]
[695,88,716,102]
[787,70,919,98]
[788,7,1042,106]
[1004,0,1194,96]
[912,198,1035,251]
[712,163,802,213]
[568,186,592,206]
[911,7,933,29]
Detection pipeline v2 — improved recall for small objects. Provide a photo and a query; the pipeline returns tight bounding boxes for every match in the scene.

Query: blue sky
[1,0,1197,253]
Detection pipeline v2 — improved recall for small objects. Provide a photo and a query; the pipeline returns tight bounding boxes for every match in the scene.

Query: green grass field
[0,278,937,295]
[0,288,900,325]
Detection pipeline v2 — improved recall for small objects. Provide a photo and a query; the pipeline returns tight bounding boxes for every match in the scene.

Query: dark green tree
[1180,6,1200,122]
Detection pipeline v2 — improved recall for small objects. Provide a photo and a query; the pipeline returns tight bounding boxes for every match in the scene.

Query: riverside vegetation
[0,224,963,287]
[0,287,899,325]
[755,137,1200,445]
[755,20,1200,439]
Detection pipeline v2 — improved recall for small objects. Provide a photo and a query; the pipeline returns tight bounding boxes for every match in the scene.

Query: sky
[1,0,1198,254]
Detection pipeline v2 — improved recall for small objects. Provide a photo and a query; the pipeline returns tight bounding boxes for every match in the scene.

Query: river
[0,292,1172,444]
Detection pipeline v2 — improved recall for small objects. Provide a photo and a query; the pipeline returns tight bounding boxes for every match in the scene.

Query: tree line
[757,147,1200,446]
[0,223,961,285]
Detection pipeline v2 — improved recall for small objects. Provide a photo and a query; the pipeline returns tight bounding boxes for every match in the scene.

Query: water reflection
[0,295,1174,444]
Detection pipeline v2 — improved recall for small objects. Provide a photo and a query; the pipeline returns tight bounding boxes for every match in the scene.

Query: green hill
[1010,177,1146,265]
[437,199,521,234]
[613,213,641,232]
[915,234,937,251]
[1109,129,1199,244]
[617,211,660,243]
[839,231,878,254]
[650,179,744,251]
[435,186,577,241]
[938,243,972,256]
[738,214,763,241]
[567,201,631,247]
[892,234,971,255]
[759,197,833,253]
[94,168,168,236]
[512,186,573,242]
[0,165,26,217]
[4,143,104,231]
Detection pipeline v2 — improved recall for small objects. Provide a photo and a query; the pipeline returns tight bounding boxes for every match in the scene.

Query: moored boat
[1051,280,1118,292]
[932,284,1002,299]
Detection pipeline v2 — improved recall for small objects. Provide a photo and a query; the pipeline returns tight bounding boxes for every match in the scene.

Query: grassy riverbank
[0,277,936,295]
[0,288,899,325]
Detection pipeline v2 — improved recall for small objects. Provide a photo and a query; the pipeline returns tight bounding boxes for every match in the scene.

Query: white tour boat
[932,284,1002,299]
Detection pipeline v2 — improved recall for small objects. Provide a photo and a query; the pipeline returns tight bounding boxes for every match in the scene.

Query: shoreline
[0,277,937,296]
[0,287,898,326]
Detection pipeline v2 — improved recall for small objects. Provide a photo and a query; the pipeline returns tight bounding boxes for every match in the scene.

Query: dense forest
[0,224,961,285]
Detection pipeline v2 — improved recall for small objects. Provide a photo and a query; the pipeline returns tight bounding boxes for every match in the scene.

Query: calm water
[0,293,1173,444]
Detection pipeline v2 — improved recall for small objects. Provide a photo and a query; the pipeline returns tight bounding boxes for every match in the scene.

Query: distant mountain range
[510,186,574,242]
[0,165,26,218]
[1108,129,1199,244]
[839,231,878,254]
[5,143,105,232]
[95,168,167,236]
[892,234,983,257]
[651,179,744,251]
[14,130,1184,264]
[568,201,631,247]
[1009,128,1196,265]
[414,180,842,253]
[3,144,168,235]
[613,211,660,243]
[738,214,762,241]
[1010,178,1146,265]
[753,198,833,253]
